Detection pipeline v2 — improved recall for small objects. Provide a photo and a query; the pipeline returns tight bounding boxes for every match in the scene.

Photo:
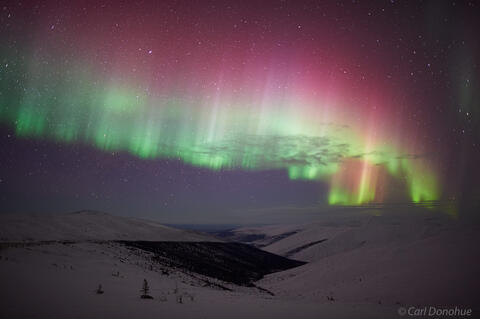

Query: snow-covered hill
[231,210,480,308]
[0,239,398,319]
[1,209,477,318]
[0,210,217,242]
[0,211,395,319]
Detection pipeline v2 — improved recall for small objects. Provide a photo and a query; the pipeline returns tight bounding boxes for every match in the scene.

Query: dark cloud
[195,134,349,169]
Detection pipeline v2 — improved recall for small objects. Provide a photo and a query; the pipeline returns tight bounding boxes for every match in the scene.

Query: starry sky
[0,0,479,223]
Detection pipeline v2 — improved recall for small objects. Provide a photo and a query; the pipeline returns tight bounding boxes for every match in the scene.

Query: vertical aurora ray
[0,1,449,209]
[0,56,442,206]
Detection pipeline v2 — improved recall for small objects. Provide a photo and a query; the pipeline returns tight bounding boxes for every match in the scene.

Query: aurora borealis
[0,0,479,221]
[3,61,440,206]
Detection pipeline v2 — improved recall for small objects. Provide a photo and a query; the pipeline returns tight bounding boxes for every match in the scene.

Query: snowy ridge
[0,210,218,242]
[243,211,480,306]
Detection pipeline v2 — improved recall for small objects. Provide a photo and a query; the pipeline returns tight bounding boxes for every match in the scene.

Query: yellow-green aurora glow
[0,56,440,207]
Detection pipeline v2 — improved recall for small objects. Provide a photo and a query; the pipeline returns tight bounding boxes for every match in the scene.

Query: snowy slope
[1,209,477,318]
[247,211,480,307]
[0,241,395,319]
[0,211,218,242]
[263,211,454,261]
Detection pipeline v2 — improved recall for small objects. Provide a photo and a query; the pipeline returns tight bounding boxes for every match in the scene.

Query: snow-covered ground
[0,241,394,318]
[0,210,477,318]
[233,210,480,309]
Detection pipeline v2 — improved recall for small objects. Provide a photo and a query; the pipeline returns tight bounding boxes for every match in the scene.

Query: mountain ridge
[0,211,219,242]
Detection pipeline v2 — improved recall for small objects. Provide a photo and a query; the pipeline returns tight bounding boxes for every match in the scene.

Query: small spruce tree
[140,279,153,299]
[141,279,149,295]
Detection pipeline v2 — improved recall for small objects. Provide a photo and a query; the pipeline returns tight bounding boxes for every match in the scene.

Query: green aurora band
[0,58,440,208]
